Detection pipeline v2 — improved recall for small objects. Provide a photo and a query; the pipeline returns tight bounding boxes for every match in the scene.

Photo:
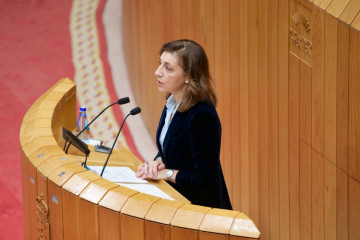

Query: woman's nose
[155,66,162,77]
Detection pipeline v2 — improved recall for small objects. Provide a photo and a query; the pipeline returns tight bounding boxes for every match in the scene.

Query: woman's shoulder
[187,102,219,119]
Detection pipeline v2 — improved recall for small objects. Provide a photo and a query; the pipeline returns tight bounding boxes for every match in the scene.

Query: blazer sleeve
[175,109,221,187]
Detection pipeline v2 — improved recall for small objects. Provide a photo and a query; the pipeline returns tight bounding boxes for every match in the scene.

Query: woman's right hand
[135,158,165,179]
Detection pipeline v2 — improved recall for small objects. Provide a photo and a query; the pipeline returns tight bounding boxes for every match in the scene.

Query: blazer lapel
[162,111,187,159]
[156,107,167,156]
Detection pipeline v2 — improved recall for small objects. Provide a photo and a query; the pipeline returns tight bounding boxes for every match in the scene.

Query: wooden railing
[19,78,260,240]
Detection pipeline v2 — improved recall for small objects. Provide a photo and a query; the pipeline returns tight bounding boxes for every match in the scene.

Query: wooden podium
[20,78,260,240]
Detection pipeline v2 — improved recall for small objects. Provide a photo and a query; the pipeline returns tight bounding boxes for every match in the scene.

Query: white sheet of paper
[88,166,148,183]
[118,183,174,200]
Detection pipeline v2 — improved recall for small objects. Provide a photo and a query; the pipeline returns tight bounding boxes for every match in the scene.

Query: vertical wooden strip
[336,22,349,174]
[258,0,270,238]
[279,0,290,239]
[312,150,325,240]
[78,199,99,240]
[349,177,360,240]
[268,0,280,239]
[144,221,170,240]
[289,53,300,240]
[98,207,120,240]
[21,151,31,239]
[120,215,144,240]
[230,0,241,211]
[336,169,348,240]
[311,6,325,155]
[349,28,360,182]
[299,58,312,240]
[48,181,63,240]
[220,0,232,204]
[299,141,312,240]
[324,160,336,240]
[239,0,250,215]
[248,0,259,227]
[324,14,337,164]
[62,190,79,239]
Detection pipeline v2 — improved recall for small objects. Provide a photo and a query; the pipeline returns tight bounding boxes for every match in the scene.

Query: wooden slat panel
[336,22,350,174]
[48,180,63,240]
[199,231,228,240]
[79,199,99,240]
[230,0,241,212]
[120,215,144,240]
[144,221,170,240]
[324,14,337,165]
[312,150,325,240]
[289,53,300,240]
[98,206,120,240]
[258,0,270,238]
[312,6,325,155]
[349,177,360,240]
[339,0,360,25]
[238,0,250,216]
[62,190,79,239]
[278,0,290,238]
[337,169,349,240]
[324,160,336,240]
[248,0,259,227]
[349,28,360,182]
[170,226,198,240]
[268,0,280,238]
[299,141,312,240]
[21,150,31,239]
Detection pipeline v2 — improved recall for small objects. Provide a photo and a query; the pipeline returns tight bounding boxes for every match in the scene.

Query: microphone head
[130,107,141,115]
[117,97,130,105]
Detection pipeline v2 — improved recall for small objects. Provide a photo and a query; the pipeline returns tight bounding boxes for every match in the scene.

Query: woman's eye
[165,65,172,71]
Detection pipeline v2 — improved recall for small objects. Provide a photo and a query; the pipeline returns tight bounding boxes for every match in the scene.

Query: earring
[185,80,189,84]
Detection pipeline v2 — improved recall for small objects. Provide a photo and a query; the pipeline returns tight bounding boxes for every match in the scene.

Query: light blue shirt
[159,95,181,151]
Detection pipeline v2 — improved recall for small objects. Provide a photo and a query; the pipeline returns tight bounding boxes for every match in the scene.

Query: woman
[136,39,232,210]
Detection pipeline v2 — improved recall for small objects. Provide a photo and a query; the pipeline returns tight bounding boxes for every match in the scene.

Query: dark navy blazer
[155,102,232,209]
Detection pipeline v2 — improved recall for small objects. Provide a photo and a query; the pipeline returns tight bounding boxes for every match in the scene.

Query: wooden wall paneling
[28,162,38,240]
[36,171,49,239]
[324,14,337,165]
[336,168,349,240]
[299,141,312,240]
[145,221,170,240]
[120,214,144,240]
[98,206,120,240]
[324,160,337,240]
[312,150,325,240]
[336,22,350,174]
[326,0,351,18]
[289,52,300,240]
[48,180,64,240]
[311,6,325,155]
[213,1,226,191]
[268,0,280,238]
[248,0,259,226]
[349,28,360,182]
[21,150,31,239]
[239,0,250,215]
[323,13,338,240]
[170,226,198,240]
[62,189,80,239]
[257,0,270,238]
[278,0,290,239]
[229,0,241,211]
[339,0,360,25]
[348,177,360,240]
[299,59,312,240]
[167,0,181,39]
[78,198,99,240]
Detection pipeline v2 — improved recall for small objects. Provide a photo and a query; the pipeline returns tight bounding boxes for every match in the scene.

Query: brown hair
[160,39,217,112]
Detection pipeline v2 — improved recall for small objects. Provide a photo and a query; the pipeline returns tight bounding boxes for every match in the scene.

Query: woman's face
[155,51,187,101]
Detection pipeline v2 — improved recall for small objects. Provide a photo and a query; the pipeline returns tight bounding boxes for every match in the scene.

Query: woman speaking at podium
[136,39,232,210]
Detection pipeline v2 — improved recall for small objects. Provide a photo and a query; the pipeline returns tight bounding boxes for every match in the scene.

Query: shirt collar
[166,95,176,109]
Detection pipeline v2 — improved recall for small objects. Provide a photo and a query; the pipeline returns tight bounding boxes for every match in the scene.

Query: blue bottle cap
[80,106,86,111]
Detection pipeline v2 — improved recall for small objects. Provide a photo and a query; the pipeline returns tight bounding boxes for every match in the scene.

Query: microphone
[100,107,141,176]
[76,97,130,138]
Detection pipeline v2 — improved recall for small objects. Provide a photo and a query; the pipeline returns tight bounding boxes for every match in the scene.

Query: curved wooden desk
[20,78,260,240]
